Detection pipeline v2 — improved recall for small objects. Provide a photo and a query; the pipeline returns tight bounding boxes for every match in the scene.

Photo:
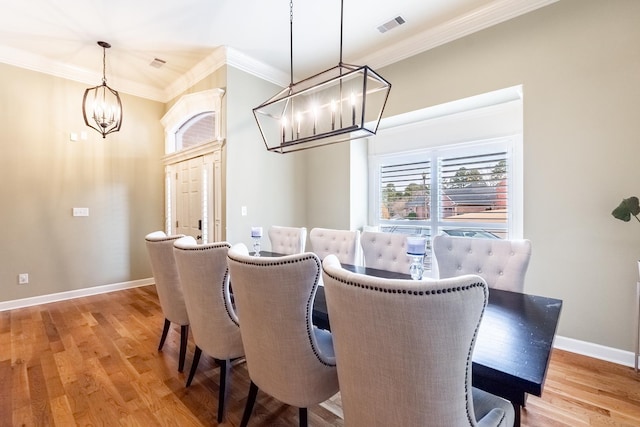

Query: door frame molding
[160,89,225,241]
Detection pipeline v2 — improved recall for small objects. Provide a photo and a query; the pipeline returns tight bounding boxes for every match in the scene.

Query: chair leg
[217,359,231,423]
[240,381,259,427]
[185,346,202,387]
[178,325,189,372]
[299,407,308,427]
[158,318,170,351]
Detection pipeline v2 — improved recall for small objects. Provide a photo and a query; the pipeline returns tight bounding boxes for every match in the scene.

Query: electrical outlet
[18,273,29,285]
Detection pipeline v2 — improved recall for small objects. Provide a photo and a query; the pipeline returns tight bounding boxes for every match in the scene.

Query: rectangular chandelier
[253,63,391,154]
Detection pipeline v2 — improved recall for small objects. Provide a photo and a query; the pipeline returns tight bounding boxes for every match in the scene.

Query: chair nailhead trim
[173,242,231,252]
[323,273,484,296]
[221,269,239,327]
[145,236,183,243]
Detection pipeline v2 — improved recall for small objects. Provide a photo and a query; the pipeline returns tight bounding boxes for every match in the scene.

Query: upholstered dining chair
[227,243,339,427]
[172,236,244,423]
[268,225,307,255]
[144,231,189,372]
[360,230,412,274]
[432,234,532,292]
[322,254,515,427]
[309,227,361,265]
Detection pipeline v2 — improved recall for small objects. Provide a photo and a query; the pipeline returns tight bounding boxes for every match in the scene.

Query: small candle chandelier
[82,41,123,138]
[253,0,391,153]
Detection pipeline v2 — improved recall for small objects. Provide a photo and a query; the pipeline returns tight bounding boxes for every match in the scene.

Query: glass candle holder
[406,236,427,280]
[251,227,263,256]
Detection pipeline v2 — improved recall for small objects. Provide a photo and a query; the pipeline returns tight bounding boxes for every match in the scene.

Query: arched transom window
[176,112,217,150]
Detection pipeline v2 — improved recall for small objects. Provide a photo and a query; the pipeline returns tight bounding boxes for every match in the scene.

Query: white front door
[176,157,204,241]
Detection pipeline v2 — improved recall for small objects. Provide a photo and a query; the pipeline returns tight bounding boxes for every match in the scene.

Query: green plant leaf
[612,196,640,222]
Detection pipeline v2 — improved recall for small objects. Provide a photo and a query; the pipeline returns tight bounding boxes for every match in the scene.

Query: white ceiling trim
[162,47,227,103]
[225,47,290,88]
[0,44,167,102]
[356,0,559,71]
[0,0,557,104]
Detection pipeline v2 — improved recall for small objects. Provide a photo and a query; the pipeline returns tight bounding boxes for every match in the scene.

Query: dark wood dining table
[312,263,563,427]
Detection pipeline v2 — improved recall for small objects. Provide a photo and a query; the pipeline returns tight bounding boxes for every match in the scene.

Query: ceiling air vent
[377,16,406,34]
[150,58,167,68]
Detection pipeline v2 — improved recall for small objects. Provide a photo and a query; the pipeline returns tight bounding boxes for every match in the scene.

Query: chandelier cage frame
[253,0,391,154]
[82,41,123,139]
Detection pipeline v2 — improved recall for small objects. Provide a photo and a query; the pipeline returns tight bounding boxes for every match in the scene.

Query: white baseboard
[0,278,154,312]
[554,335,638,368]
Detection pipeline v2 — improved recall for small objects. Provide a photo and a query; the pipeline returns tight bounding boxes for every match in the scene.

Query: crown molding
[0,0,557,104]
[162,47,290,103]
[0,44,167,102]
[225,47,290,87]
[162,47,227,102]
[356,0,559,70]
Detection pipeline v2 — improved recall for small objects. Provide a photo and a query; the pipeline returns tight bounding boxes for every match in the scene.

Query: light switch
[72,207,89,217]
[241,206,247,216]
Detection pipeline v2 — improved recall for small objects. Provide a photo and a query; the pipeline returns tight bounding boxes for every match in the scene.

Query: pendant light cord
[289,0,344,81]
[339,0,344,66]
[102,45,107,84]
[289,0,294,86]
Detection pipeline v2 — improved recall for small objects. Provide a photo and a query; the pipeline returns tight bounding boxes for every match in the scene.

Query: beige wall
[308,0,640,351]
[0,63,165,302]
[225,66,308,249]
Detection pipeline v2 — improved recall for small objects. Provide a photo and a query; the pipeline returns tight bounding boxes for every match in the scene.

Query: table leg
[513,402,521,427]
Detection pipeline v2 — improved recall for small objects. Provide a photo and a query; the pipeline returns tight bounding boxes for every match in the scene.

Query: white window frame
[367,86,524,241]
[371,137,520,237]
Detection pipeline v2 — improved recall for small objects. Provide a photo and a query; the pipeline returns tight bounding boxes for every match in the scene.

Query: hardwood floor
[1,285,639,426]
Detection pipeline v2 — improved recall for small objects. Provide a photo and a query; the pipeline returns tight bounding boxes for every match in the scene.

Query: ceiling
[0,0,556,103]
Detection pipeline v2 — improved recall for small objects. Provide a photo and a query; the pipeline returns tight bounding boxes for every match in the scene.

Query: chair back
[309,227,360,264]
[172,237,243,360]
[360,231,412,274]
[322,255,512,427]
[432,234,532,292]
[144,231,189,325]
[227,244,339,408]
[268,225,307,255]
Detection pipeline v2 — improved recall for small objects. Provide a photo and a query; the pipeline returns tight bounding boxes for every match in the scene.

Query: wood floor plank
[12,403,34,427]
[49,395,76,426]
[39,349,66,399]
[0,359,12,427]
[27,359,54,425]
[3,284,640,426]
[11,361,31,415]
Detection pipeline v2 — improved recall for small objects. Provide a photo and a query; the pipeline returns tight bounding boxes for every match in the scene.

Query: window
[176,112,217,150]
[372,138,515,268]
[367,87,523,270]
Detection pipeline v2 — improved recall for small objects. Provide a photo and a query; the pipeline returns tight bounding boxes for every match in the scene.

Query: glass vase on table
[251,227,263,256]
[406,236,427,280]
